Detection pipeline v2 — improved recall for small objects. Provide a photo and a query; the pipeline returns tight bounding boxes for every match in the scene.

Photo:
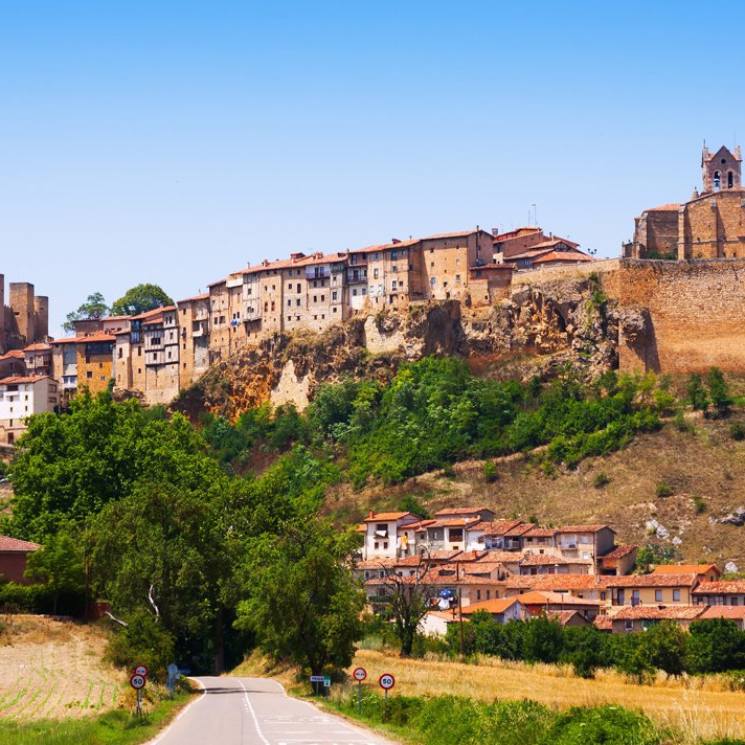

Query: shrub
[730,422,745,441]
[483,460,498,483]
[106,610,176,682]
[707,367,732,418]
[544,705,661,745]
[687,373,709,413]
[592,471,610,488]
[655,481,673,498]
[693,495,707,514]
[674,411,693,432]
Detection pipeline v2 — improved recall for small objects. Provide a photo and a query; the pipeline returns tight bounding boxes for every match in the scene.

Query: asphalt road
[149,676,396,745]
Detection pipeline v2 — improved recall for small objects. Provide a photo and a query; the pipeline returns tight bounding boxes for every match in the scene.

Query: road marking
[240,679,272,745]
[146,678,207,745]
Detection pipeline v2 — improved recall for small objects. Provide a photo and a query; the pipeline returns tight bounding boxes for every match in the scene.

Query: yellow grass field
[0,614,124,721]
[350,649,745,743]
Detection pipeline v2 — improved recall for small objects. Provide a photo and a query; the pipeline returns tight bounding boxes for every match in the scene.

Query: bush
[483,460,499,483]
[674,410,693,432]
[545,705,661,745]
[592,471,610,488]
[707,368,732,418]
[688,373,709,413]
[655,481,673,498]
[693,495,707,514]
[106,610,176,682]
[730,422,745,441]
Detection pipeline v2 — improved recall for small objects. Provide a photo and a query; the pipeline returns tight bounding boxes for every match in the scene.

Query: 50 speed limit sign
[130,673,146,690]
[353,667,367,682]
[378,673,395,691]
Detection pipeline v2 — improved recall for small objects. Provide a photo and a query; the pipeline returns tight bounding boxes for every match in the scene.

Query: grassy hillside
[327,411,745,568]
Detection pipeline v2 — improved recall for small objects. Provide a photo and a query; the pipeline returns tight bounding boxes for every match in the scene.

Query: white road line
[145,678,207,745]
[240,679,272,745]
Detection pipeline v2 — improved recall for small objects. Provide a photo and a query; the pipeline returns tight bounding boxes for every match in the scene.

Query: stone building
[175,293,210,388]
[626,144,745,260]
[0,276,49,354]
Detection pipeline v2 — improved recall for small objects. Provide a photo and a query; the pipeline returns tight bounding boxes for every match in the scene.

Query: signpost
[130,672,146,717]
[310,674,325,696]
[134,664,149,678]
[379,672,395,718]
[352,666,367,711]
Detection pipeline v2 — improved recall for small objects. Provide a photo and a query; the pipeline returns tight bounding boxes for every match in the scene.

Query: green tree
[687,373,709,413]
[106,609,176,682]
[236,519,364,676]
[24,525,86,614]
[707,367,733,418]
[522,615,564,664]
[111,284,174,317]
[63,292,110,332]
[686,619,745,673]
[641,620,686,677]
[560,626,607,679]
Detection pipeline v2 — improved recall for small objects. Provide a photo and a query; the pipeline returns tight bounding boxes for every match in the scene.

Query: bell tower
[702,144,742,193]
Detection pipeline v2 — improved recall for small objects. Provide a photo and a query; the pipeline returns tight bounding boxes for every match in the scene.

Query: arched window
[714,170,721,189]
[728,171,734,188]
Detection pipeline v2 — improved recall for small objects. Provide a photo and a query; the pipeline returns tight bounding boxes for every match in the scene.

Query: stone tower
[9,282,35,344]
[701,144,742,193]
[34,296,49,340]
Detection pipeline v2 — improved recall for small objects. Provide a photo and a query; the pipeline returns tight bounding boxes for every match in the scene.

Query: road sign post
[310,674,324,696]
[130,672,146,717]
[352,667,367,711]
[378,672,395,718]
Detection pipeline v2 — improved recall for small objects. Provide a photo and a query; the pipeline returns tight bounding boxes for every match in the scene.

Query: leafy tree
[63,292,110,332]
[686,619,745,673]
[687,373,709,413]
[106,609,176,682]
[640,620,686,677]
[521,615,564,664]
[110,283,173,316]
[24,525,86,614]
[236,519,364,676]
[561,626,607,678]
[610,633,654,683]
[707,367,732,418]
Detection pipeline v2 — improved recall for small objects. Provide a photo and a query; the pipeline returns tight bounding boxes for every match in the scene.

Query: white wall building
[0,375,58,444]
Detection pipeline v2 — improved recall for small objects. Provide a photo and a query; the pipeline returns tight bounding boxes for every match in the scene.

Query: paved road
[149,676,396,745]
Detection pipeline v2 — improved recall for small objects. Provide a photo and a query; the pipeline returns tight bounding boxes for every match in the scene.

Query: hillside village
[357,508,745,636]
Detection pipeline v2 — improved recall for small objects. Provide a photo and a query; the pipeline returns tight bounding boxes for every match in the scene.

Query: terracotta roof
[519,554,593,567]
[699,606,745,620]
[594,615,613,631]
[428,550,463,561]
[460,597,521,615]
[514,590,601,607]
[477,550,523,563]
[0,375,52,385]
[547,610,587,626]
[556,524,614,534]
[523,528,558,538]
[102,315,132,322]
[647,203,681,212]
[606,573,698,588]
[176,293,210,304]
[130,306,173,321]
[23,343,51,352]
[532,251,593,265]
[363,511,416,523]
[612,606,705,621]
[517,575,610,592]
[652,564,720,576]
[526,237,580,250]
[0,535,40,552]
[450,550,488,563]
[0,350,25,361]
[403,519,436,531]
[51,332,116,345]
[693,581,745,595]
[434,507,493,517]
[492,227,542,242]
[426,517,480,529]
[600,545,638,561]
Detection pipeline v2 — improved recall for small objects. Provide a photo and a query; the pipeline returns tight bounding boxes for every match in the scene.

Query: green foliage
[674,410,693,432]
[687,373,709,412]
[110,283,174,316]
[730,422,745,441]
[707,367,732,418]
[686,619,745,674]
[398,494,431,518]
[635,543,677,573]
[560,625,608,678]
[693,495,707,514]
[655,481,673,498]
[639,620,686,677]
[521,615,564,664]
[482,460,498,483]
[235,519,364,675]
[544,705,660,745]
[24,525,86,614]
[106,609,176,681]
[63,292,110,333]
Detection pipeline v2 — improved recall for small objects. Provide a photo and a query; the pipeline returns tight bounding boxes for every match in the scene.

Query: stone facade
[0,276,49,354]
[627,145,745,260]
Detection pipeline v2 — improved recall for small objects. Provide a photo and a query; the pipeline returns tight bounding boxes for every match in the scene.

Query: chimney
[391,238,401,244]
[368,510,374,519]
[492,227,499,237]
[290,252,305,261]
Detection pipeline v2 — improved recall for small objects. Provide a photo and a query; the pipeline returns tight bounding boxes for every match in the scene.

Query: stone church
[625,145,745,260]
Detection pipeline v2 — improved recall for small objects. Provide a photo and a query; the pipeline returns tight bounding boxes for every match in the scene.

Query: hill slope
[328,412,745,568]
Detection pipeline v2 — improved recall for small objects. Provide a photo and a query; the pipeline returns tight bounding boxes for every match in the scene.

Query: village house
[51,332,115,398]
[610,606,706,633]
[23,343,52,377]
[0,375,58,444]
[0,350,26,379]
[0,535,40,584]
[606,573,699,607]
[598,544,638,576]
[361,511,421,560]
[692,580,745,606]
[175,293,210,388]
[651,563,721,583]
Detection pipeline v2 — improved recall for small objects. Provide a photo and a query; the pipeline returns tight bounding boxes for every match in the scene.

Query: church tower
[701,144,742,193]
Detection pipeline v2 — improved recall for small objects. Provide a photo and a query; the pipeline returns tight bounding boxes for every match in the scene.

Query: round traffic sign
[130,673,146,690]
[134,665,149,678]
[378,673,395,690]
[353,666,367,682]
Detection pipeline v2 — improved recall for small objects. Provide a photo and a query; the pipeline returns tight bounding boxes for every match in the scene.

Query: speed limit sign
[353,666,367,682]
[134,665,149,678]
[130,673,146,690]
[378,673,395,691]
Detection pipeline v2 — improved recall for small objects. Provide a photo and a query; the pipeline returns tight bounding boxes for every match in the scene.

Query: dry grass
[328,413,745,567]
[0,614,123,721]
[349,650,745,743]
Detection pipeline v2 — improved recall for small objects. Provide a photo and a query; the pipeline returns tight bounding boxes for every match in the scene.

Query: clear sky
[2,1,745,332]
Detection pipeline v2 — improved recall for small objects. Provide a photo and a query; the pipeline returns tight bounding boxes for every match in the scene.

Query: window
[714,170,721,189]
[624,620,633,632]
[449,528,463,542]
[655,589,663,602]
[631,590,640,606]
[728,171,734,188]
[296,298,300,306]
[672,589,681,602]
[430,277,436,287]
[287,299,291,307]
[476,590,481,601]
[332,291,337,300]
[86,371,92,379]
[373,269,379,279]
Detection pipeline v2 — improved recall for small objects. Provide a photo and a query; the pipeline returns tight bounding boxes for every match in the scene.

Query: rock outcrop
[173,277,622,420]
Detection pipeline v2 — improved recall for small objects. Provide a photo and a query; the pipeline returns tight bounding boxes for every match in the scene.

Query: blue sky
[2,1,745,332]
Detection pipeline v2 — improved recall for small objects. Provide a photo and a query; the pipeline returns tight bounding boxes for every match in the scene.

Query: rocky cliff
[173,276,623,420]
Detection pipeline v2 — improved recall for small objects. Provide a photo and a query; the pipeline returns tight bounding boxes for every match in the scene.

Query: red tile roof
[23,343,51,352]
[556,524,614,534]
[693,581,745,595]
[532,251,593,265]
[600,544,638,561]
[51,332,116,345]
[514,590,601,607]
[0,535,40,552]
[363,511,416,523]
[519,554,593,566]
[606,573,698,588]
[653,564,720,576]
[699,606,745,620]
[460,597,521,615]
[612,606,705,621]
[0,375,52,385]
[647,203,681,212]
[0,350,26,361]
[492,227,542,242]
[594,615,613,631]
